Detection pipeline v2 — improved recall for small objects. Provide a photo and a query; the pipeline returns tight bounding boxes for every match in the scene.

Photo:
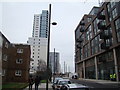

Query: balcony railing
[76,38,83,43]
[80,26,85,32]
[76,43,82,49]
[101,41,112,49]
[97,14,105,20]
[80,21,85,25]
[100,31,112,39]
[98,56,106,62]
[98,21,107,30]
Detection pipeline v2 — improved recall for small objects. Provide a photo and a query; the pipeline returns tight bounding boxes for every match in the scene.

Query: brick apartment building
[75,1,120,82]
[1,31,31,83]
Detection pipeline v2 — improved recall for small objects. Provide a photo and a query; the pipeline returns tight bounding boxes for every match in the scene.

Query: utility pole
[46,4,51,90]
[46,4,57,90]
[53,48,56,81]
[66,64,67,73]
[64,61,65,74]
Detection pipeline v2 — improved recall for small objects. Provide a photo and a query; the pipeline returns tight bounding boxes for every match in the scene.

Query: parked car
[72,75,78,79]
[55,79,72,90]
[52,77,63,90]
[60,83,89,90]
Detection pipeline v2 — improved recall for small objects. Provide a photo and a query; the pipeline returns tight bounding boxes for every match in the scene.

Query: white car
[61,83,89,90]
[55,79,72,90]
[52,77,63,89]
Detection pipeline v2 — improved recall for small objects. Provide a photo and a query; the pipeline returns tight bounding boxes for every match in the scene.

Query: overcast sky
[0,0,99,73]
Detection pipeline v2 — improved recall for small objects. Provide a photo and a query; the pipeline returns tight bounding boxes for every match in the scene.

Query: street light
[46,4,57,90]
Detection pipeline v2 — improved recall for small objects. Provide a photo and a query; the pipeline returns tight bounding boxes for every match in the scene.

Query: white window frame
[3,54,8,61]
[16,59,23,64]
[17,49,23,53]
[2,69,6,76]
[15,70,22,76]
[5,42,8,48]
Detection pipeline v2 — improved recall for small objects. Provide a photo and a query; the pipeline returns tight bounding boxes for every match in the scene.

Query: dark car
[72,75,78,79]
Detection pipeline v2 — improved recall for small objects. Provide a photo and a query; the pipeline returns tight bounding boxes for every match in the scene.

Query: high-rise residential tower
[28,10,49,74]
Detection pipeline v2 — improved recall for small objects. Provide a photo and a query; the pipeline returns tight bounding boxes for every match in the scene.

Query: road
[70,79,120,90]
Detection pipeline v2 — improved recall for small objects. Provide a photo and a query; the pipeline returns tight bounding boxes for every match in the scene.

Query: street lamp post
[46,4,57,90]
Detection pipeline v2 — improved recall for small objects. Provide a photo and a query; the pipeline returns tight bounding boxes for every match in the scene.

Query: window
[15,70,22,76]
[5,42,8,48]
[3,54,8,61]
[87,17,92,22]
[110,0,116,8]
[93,18,100,35]
[80,48,83,60]
[107,2,118,21]
[2,69,6,76]
[0,35,3,47]
[16,59,23,64]
[86,25,92,41]
[91,35,100,55]
[83,44,90,58]
[115,18,120,42]
[17,49,23,53]
[112,8,117,19]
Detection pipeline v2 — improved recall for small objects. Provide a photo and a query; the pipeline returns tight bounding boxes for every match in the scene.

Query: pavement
[24,83,52,90]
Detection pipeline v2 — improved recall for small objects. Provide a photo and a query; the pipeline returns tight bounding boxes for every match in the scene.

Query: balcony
[76,43,82,49]
[100,31,112,39]
[101,41,112,49]
[98,56,106,62]
[98,21,107,30]
[76,38,83,43]
[80,26,85,32]
[97,14,105,20]
[80,21,85,25]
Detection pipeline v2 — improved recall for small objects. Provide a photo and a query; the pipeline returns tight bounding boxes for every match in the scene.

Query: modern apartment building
[28,10,49,73]
[75,1,120,81]
[49,52,60,74]
[1,32,31,83]
[0,32,2,89]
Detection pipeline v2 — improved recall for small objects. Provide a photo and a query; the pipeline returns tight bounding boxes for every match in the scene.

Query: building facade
[75,1,120,81]
[28,10,49,74]
[49,52,60,74]
[1,32,31,83]
[0,32,2,89]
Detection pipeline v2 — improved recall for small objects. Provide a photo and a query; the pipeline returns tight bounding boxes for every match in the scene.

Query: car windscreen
[59,81,71,85]
[69,88,89,90]
[54,78,62,83]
